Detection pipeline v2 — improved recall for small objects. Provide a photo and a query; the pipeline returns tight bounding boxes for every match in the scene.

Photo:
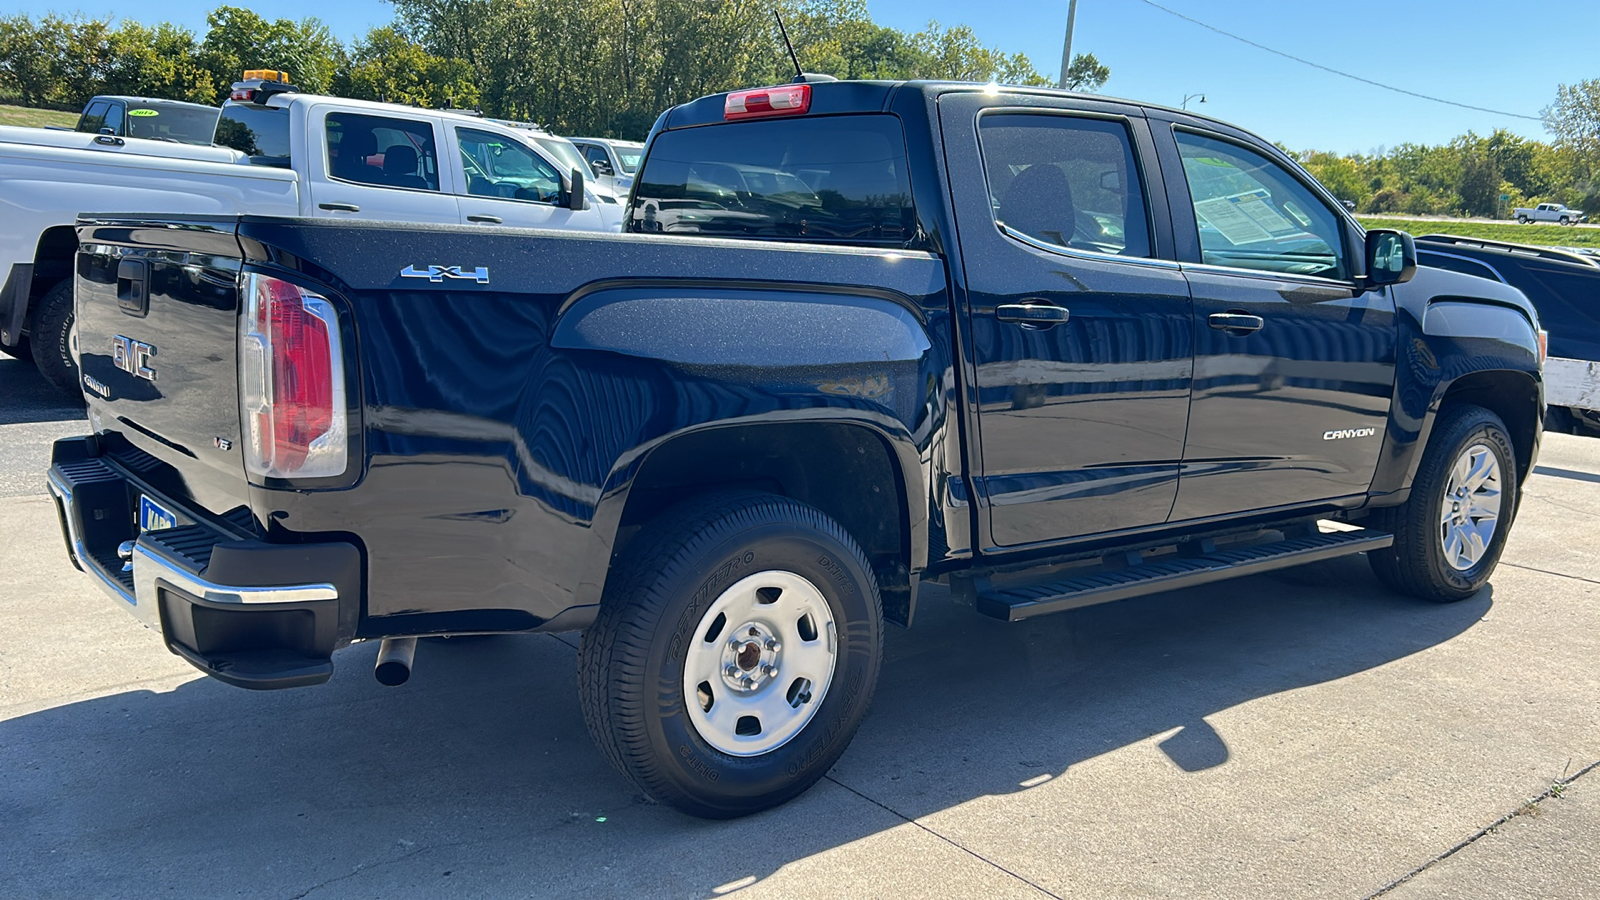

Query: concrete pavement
[2,353,1597,898]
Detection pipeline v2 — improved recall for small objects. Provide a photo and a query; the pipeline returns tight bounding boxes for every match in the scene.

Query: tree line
[1294,97,1600,221]
[0,0,1107,139]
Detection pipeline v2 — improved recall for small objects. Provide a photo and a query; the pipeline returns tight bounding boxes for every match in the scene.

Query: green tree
[342,25,478,109]
[200,6,344,98]
[102,22,215,104]
[1061,52,1109,92]
[0,14,60,107]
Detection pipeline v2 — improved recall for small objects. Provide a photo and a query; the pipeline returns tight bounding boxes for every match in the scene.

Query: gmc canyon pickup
[49,79,1544,818]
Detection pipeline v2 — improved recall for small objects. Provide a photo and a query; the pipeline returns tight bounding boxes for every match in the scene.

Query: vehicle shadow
[1,554,1488,899]
[0,356,83,425]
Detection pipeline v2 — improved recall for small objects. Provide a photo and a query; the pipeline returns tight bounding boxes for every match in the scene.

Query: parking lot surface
[2,353,1596,899]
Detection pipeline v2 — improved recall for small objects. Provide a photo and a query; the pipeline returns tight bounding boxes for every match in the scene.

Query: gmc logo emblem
[112,335,157,381]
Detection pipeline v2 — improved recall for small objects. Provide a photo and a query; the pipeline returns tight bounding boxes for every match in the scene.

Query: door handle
[996,301,1070,329]
[466,214,503,224]
[93,134,125,147]
[1208,312,1265,335]
[318,202,360,212]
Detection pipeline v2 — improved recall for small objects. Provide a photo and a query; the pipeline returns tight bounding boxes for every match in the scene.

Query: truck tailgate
[75,217,251,515]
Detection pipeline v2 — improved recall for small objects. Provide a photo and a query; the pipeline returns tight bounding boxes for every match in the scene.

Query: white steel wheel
[682,569,837,757]
[1439,443,1502,571]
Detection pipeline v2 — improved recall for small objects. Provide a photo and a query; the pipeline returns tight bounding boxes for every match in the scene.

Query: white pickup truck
[1514,202,1586,225]
[1,72,608,394]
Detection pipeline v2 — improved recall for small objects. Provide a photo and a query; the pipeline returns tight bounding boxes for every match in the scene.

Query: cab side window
[78,101,109,134]
[977,113,1152,258]
[581,143,612,173]
[102,103,124,136]
[326,112,440,192]
[1174,131,1346,279]
[456,128,562,203]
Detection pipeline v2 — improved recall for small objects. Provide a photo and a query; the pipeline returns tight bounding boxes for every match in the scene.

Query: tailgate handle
[466,214,503,224]
[116,259,150,317]
[318,202,360,212]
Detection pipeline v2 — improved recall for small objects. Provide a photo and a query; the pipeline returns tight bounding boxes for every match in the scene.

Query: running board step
[975,529,1394,622]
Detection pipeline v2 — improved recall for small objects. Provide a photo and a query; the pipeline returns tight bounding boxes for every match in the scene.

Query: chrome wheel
[682,570,837,757]
[1439,443,1502,570]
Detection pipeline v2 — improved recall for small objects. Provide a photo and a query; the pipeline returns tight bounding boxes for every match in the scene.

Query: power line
[1134,0,1543,121]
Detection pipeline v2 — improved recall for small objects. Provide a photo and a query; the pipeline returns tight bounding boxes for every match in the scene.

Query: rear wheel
[1369,405,1517,602]
[29,279,79,395]
[1517,215,1528,224]
[578,491,883,818]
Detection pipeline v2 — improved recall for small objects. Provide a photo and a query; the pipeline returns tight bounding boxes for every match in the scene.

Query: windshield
[614,143,644,173]
[630,115,914,246]
[125,102,219,145]
[533,136,589,176]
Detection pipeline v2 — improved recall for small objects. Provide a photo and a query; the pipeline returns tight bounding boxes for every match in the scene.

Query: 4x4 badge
[400,264,489,284]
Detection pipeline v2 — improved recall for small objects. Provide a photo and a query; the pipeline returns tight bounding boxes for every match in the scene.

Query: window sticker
[128,109,159,117]
[1193,188,1300,246]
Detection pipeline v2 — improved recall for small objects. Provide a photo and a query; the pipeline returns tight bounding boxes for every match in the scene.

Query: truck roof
[91,96,218,111]
[660,79,1247,132]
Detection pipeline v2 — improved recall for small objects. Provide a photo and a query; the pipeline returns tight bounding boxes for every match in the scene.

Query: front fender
[1369,269,1542,501]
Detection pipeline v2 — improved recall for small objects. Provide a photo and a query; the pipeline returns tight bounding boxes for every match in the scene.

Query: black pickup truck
[49,79,1544,818]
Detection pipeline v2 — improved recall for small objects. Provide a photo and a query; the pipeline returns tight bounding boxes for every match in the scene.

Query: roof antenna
[774,10,803,83]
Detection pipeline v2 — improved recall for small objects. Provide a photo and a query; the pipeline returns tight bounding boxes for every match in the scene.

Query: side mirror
[99,126,116,135]
[1364,229,1416,288]
[1341,199,1357,212]
[590,158,614,177]
[566,167,586,211]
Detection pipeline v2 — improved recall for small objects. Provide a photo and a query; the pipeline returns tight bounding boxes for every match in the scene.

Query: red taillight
[240,274,347,479]
[229,88,255,102]
[725,84,811,120]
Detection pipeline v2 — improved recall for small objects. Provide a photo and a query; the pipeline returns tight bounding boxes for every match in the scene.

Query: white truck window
[327,112,440,192]
[456,128,561,203]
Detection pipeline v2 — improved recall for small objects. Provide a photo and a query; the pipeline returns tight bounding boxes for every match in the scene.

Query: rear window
[630,115,914,246]
[215,103,291,168]
[125,102,219,145]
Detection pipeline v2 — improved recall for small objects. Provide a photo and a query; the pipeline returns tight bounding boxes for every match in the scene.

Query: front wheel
[578,492,883,818]
[1369,405,1517,602]
[1560,216,1572,226]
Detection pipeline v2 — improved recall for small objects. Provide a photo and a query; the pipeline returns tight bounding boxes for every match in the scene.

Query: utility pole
[1057,0,1079,90]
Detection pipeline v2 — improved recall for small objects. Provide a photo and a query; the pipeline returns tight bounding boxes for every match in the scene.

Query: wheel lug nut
[725,664,739,677]
[765,639,780,652]
[740,676,754,689]
[763,664,778,677]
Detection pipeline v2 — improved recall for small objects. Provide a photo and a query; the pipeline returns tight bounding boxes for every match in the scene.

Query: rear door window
[631,114,914,245]
[102,103,125,136]
[326,112,440,192]
[78,101,109,134]
[977,113,1152,258]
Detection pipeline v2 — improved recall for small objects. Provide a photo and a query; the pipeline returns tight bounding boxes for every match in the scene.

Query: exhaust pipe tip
[374,636,418,686]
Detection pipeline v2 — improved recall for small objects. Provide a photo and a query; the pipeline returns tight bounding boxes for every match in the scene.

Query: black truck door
[940,92,1193,551]
[1153,122,1396,519]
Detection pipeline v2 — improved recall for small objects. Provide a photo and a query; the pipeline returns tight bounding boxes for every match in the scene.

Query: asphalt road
[2,354,1597,899]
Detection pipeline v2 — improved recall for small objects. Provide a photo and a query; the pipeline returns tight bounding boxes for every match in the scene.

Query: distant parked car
[75,96,219,146]
[569,136,644,195]
[1513,202,1586,225]
[496,123,626,229]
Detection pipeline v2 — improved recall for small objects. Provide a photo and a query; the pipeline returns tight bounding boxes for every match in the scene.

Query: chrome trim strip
[1178,261,1359,290]
[132,544,338,607]
[997,224,1182,270]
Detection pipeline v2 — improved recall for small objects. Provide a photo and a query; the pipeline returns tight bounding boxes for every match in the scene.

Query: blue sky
[13,0,1596,153]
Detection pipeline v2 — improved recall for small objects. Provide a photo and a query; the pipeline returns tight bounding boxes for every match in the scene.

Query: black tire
[29,279,79,396]
[1516,215,1528,224]
[1560,217,1572,226]
[1369,405,1518,602]
[578,491,883,818]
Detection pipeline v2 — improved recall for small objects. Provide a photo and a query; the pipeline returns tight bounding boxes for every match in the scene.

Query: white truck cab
[1,70,609,394]
[569,137,644,196]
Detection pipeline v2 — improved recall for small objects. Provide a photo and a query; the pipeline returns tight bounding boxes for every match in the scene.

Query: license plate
[138,495,177,533]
